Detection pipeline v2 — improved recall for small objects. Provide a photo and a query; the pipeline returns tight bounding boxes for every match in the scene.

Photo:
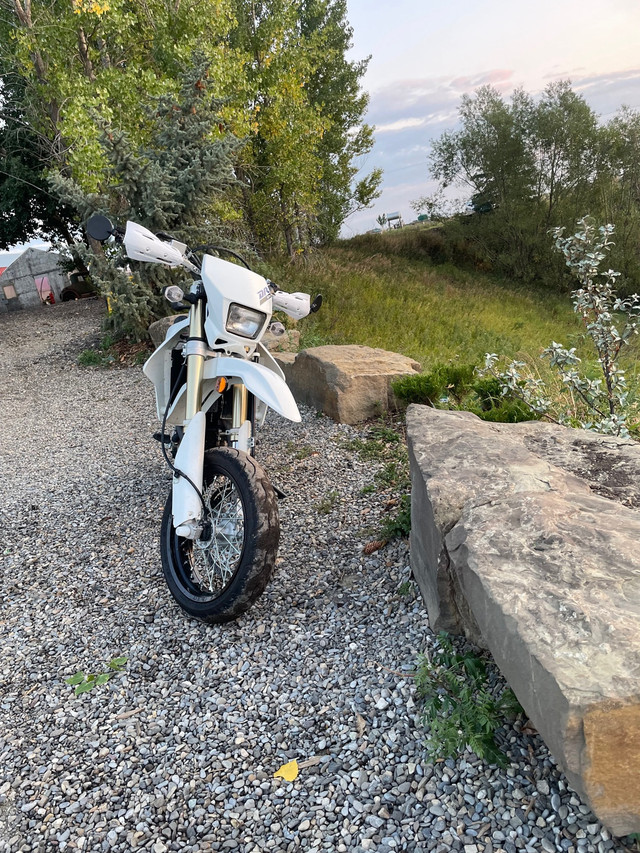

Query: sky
[343,0,640,235]
[3,0,640,257]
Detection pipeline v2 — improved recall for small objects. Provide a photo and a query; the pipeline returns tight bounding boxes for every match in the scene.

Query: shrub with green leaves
[416,633,521,766]
[393,364,475,407]
[392,363,538,424]
[481,218,640,437]
[379,493,411,539]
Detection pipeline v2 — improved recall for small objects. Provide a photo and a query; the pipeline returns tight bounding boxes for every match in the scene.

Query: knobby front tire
[160,447,279,623]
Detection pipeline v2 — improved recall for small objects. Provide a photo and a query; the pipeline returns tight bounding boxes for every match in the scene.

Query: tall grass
[274,238,585,371]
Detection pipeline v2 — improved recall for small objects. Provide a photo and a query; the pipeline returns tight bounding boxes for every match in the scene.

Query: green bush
[474,398,537,423]
[392,372,446,406]
[392,364,538,424]
[393,363,476,407]
[472,375,503,410]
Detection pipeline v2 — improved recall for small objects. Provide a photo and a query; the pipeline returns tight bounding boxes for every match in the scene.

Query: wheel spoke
[190,472,245,593]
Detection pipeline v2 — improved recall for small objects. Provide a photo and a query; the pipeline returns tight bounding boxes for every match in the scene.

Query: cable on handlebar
[192,245,252,270]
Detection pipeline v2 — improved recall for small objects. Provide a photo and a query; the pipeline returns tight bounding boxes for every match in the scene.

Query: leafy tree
[426,82,609,282]
[0,0,241,262]
[1,0,378,258]
[229,0,328,256]
[0,78,80,248]
[298,0,381,243]
[52,59,242,339]
[0,0,238,190]
[429,86,541,277]
[596,106,640,283]
[430,86,533,212]
[528,81,600,226]
[229,0,380,256]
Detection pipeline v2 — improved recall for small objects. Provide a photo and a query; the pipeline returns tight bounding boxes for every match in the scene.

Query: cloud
[519,66,640,116]
[346,65,640,235]
[376,117,427,134]
[367,69,515,128]
[450,69,514,89]
[569,68,640,116]
[367,65,640,143]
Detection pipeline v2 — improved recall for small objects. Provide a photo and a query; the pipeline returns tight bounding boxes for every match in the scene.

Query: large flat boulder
[275,345,420,424]
[406,406,640,835]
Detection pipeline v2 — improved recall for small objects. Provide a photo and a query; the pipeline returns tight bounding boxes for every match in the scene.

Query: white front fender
[204,357,301,422]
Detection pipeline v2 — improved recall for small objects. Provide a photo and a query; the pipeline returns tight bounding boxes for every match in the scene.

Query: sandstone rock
[261,328,300,352]
[407,406,640,835]
[148,315,185,348]
[275,345,420,424]
[272,351,296,369]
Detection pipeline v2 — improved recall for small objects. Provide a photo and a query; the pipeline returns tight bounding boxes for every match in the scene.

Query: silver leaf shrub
[481,218,640,437]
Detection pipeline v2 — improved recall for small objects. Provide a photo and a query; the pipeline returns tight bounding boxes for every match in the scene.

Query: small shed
[0,248,68,313]
[386,211,404,229]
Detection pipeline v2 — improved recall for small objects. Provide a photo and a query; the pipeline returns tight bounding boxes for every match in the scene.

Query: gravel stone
[0,301,631,853]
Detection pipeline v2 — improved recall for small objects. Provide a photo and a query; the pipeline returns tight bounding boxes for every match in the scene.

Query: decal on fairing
[258,285,272,304]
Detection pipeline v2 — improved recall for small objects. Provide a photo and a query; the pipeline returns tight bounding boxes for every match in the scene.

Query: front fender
[204,357,301,422]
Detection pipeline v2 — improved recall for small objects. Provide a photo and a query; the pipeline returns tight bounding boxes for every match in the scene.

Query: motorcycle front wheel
[160,447,279,623]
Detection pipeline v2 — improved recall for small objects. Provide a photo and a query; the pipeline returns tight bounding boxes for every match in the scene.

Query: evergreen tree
[0,0,237,188]
[3,0,379,256]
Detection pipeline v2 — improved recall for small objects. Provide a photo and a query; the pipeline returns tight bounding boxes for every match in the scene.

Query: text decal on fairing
[258,285,272,304]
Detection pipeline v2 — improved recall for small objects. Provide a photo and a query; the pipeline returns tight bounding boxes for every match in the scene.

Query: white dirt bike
[87,215,321,623]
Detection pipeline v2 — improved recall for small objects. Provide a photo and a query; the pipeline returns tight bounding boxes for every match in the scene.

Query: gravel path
[0,301,631,853]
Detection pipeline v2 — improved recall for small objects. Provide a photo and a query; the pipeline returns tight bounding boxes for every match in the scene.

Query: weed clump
[342,418,412,541]
[416,633,521,766]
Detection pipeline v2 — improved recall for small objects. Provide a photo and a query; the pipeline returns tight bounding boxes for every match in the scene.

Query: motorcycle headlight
[225,303,267,339]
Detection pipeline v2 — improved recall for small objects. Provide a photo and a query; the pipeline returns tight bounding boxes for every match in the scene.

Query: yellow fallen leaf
[273,759,299,782]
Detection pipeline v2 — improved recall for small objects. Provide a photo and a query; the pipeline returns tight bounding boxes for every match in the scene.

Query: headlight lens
[225,303,267,339]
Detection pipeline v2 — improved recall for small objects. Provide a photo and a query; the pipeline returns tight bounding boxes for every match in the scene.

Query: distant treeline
[414,82,640,293]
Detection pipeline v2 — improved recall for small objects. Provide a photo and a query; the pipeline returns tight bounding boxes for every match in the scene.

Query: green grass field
[275,238,586,372]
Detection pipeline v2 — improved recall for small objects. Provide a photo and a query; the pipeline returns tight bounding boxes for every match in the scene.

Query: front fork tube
[183,296,252,453]
[230,384,253,451]
[232,383,248,428]
[173,297,207,539]
[185,298,205,422]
